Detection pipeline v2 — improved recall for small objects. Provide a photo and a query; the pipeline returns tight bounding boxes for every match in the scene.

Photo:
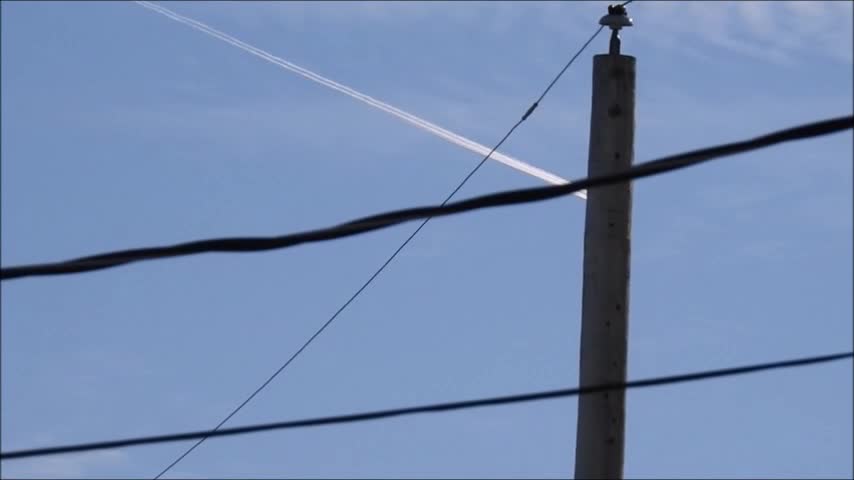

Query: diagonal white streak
[135,1,587,200]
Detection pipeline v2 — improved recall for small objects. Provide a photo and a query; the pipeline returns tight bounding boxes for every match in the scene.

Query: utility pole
[574,4,635,480]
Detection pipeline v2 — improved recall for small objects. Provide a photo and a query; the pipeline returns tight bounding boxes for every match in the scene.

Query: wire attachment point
[600,4,633,55]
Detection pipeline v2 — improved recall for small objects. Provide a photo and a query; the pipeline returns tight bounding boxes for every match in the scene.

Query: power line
[149,25,606,479]
[2,115,850,282]
[3,351,850,461]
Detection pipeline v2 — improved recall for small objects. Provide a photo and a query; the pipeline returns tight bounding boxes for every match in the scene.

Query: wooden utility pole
[574,5,635,480]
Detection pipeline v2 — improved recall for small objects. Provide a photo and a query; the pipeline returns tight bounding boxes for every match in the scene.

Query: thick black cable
[148,25,606,479]
[2,115,851,282]
[3,351,850,461]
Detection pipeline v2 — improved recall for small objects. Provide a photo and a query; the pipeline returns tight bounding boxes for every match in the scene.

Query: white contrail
[135,1,586,200]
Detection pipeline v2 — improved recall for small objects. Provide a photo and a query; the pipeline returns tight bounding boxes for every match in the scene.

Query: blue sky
[1,1,852,478]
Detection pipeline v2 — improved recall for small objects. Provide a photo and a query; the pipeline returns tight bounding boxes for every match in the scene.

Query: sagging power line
[2,351,849,461]
[2,115,851,281]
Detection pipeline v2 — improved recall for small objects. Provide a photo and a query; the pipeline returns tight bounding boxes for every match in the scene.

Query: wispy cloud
[187,1,852,66]
[633,1,853,65]
[0,450,129,479]
[193,1,514,30]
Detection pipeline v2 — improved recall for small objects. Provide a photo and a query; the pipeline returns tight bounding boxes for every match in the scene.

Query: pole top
[599,4,633,55]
